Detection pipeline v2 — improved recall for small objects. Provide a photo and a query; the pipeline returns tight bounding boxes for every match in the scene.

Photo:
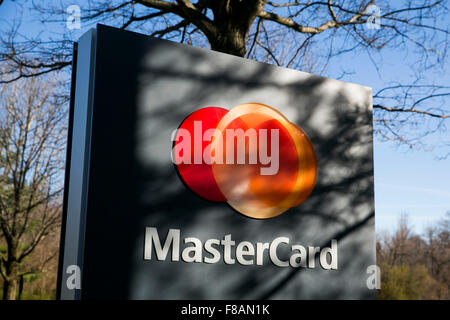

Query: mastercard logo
[172,103,318,219]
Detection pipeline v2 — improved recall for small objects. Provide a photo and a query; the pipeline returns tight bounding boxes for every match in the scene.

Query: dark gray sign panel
[59,24,376,300]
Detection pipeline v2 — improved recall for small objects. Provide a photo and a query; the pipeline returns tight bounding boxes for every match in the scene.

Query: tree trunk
[210,28,247,57]
[18,275,24,300]
[206,0,265,57]
[2,262,18,300]
[2,278,18,300]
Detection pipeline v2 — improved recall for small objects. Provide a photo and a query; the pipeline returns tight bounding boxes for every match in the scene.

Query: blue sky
[374,141,450,233]
[1,0,449,235]
[323,12,450,234]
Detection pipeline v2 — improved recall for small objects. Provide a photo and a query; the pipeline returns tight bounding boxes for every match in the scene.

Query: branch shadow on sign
[132,37,375,299]
[81,25,375,300]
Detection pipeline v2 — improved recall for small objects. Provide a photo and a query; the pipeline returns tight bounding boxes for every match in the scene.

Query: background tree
[0,73,66,300]
[377,213,450,299]
[423,212,450,298]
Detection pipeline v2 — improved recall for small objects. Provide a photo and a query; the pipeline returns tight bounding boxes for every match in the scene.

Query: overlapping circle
[173,103,317,219]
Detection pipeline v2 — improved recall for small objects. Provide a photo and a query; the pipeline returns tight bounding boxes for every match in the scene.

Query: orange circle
[211,103,317,219]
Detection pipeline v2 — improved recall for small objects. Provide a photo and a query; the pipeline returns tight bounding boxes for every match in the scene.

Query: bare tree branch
[258,0,374,34]
[374,104,450,119]
[0,0,449,153]
[0,73,65,299]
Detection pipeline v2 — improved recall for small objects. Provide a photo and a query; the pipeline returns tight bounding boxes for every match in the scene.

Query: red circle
[174,107,228,202]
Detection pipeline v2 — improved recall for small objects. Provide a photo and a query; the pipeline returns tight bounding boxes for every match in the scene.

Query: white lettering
[270,237,289,267]
[236,241,255,265]
[142,227,338,269]
[144,227,180,261]
[319,240,338,270]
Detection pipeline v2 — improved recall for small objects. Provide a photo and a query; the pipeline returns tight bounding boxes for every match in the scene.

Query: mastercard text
[143,227,338,269]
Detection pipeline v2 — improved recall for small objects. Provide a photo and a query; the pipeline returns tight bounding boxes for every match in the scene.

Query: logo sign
[172,103,317,219]
[59,25,376,300]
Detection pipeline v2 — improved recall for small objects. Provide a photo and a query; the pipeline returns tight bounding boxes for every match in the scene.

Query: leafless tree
[0,1,448,152]
[0,73,66,300]
[378,214,413,266]
[424,212,450,297]
[377,213,450,298]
